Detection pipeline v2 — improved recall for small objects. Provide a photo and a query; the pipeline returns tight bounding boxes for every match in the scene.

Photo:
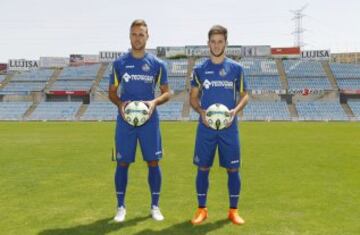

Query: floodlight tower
[291,4,308,49]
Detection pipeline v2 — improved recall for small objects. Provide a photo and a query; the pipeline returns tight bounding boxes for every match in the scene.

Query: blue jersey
[109,52,168,102]
[191,57,247,110]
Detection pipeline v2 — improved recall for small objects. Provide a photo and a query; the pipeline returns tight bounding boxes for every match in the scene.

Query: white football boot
[151,206,164,221]
[114,206,126,222]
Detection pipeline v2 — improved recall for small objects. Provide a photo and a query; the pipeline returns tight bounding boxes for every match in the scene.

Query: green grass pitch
[0,122,359,235]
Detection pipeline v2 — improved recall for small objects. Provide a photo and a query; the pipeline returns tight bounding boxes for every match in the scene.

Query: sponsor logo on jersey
[230,160,239,164]
[122,73,131,82]
[203,79,211,89]
[202,79,233,90]
[125,65,135,68]
[205,70,214,74]
[122,72,154,83]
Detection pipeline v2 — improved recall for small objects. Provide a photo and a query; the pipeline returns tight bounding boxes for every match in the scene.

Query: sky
[1,0,360,62]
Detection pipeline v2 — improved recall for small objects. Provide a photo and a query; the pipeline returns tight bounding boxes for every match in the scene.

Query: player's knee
[198,167,210,171]
[118,162,129,168]
[147,160,159,167]
[227,168,238,173]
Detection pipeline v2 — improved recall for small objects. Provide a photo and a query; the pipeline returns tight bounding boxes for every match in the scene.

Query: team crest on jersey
[122,72,131,82]
[219,68,227,77]
[142,63,150,72]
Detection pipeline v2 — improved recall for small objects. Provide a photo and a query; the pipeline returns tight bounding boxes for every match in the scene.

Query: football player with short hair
[109,19,170,222]
[190,25,249,225]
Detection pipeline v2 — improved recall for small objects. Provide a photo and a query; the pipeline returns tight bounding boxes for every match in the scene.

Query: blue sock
[228,170,241,209]
[196,169,210,208]
[115,164,128,208]
[148,165,161,208]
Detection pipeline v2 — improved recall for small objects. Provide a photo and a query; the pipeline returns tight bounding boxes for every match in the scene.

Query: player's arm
[109,85,127,119]
[232,91,249,115]
[190,85,208,126]
[145,62,171,114]
[228,68,249,122]
[108,65,127,118]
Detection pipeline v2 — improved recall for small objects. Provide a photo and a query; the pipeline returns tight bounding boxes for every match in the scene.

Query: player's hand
[144,100,156,117]
[118,101,129,120]
[200,109,209,127]
[226,109,236,128]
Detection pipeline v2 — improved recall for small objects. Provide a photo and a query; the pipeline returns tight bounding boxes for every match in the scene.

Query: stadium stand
[296,101,348,121]
[283,60,331,90]
[58,64,101,79]
[348,100,360,120]
[242,101,291,120]
[11,69,53,81]
[27,102,81,120]
[0,102,32,120]
[330,63,360,89]
[1,58,360,122]
[0,81,47,93]
[157,101,183,120]
[80,101,117,120]
[239,59,282,91]
[0,75,6,83]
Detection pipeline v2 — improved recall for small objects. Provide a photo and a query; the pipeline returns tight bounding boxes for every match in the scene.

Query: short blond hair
[130,19,148,33]
[208,25,228,41]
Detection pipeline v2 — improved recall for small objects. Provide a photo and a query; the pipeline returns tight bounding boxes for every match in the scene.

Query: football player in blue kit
[108,19,170,222]
[190,25,249,225]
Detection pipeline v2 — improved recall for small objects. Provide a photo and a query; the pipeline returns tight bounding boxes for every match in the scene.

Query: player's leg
[191,124,217,225]
[138,119,164,221]
[218,129,245,225]
[114,120,137,222]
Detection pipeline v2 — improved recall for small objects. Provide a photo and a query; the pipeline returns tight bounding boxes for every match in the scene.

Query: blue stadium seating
[59,64,100,80]
[287,77,332,90]
[296,101,348,121]
[164,59,188,76]
[242,101,290,120]
[0,81,46,93]
[11,69,53,81]
[28,102,81,120]
[0,75,6,83]
[348,100,360,120]
[330,63,360,78]
[283,60,326,77]
[50,80,93,91]
[81,101,117,120]
[157,102,183,120]
[239,59,278,76]
[0,102,31,120]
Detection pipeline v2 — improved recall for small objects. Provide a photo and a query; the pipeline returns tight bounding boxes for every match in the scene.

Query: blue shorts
[193,122,241,169]
[115,113,162,164]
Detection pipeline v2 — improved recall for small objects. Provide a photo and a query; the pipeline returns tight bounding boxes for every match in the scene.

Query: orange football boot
[228,208,245,225]
[191,208,208,225]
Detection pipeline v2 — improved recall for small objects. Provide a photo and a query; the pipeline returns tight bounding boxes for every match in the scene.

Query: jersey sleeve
[109,62,120,88]
[236,66,248,92]
[190,68,201,88]
[157,61,168,86]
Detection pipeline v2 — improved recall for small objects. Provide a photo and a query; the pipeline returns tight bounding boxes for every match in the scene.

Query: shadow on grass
[134,219,229,235]
[38,215,150,235]
[38,217,231,235]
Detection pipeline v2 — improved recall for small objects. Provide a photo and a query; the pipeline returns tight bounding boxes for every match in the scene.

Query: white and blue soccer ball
[124,101,150,126]
[205,103,231,130]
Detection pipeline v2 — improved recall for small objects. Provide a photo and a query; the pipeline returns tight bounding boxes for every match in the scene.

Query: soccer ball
[205,103,231,130]
[124,101,150,126]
